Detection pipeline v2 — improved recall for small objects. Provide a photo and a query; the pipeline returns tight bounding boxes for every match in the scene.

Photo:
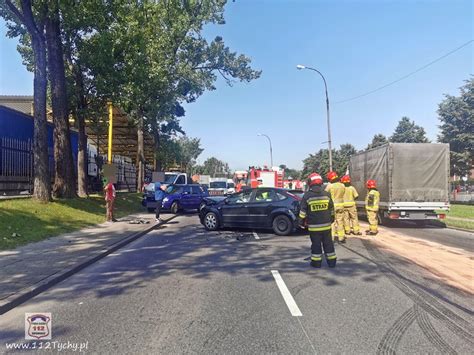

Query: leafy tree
[2,0,51,201]
[155,138,182,172]
[60,0,120,197]
[438,78,474,177]
[80,1,260,190]
[334,143,357,175]
[195,157,231,177]
[301,143,357,180]
[366,134,389,150]
[390,117,430,143]
[178,137,204,174]
[45,0,75,198]
[154,134,203,175]
[302,149,332,179]
[3,1,260,194]
[279,164,301,180]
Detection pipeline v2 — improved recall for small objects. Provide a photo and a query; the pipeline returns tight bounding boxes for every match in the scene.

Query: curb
[0,215,178,315]
[446,226,473,233]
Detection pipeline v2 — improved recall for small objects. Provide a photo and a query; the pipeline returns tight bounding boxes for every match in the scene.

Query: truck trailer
[349,143,450,224]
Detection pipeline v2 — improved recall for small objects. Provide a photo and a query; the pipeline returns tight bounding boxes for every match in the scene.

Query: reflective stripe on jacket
[343,185,359,207]
[325,182,345,209]
[299,185,334,232]
[365,189,380,211]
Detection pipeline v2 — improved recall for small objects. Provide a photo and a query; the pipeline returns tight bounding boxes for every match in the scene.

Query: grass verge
[443,218,474,231]
[446,204,474,219]
[438,204,474,231]
[0,193,144,250]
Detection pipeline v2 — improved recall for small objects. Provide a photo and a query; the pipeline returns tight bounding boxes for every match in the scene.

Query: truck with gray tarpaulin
[349,143,450,224]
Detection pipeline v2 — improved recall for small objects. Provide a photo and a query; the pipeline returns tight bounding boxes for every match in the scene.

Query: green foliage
[156,135,203,174]
[2,0,260,173]
[438,78,474,177]
[366,133,389,150]
[194,157,231,177]
[84,0,261,137]
[0,193,143,250]
[279,165,301,180]
[302,144,357,180]
[389,117,430,143]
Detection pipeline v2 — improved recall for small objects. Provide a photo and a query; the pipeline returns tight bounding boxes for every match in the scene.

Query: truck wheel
[204,212,219,231]
[272,215,292,236]
[171,202,179,214]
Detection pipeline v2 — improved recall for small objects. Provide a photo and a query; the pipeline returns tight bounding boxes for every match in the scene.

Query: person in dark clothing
[299,172,337,268]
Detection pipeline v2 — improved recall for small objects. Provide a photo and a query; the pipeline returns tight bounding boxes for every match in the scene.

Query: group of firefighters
[299,171,380,268]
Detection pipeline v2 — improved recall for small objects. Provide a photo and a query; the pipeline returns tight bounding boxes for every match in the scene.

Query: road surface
[382,220,473,252]
[1,214,473,354]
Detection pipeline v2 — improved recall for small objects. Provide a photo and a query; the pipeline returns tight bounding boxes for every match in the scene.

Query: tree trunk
[137,116,145,192]
[7,0,51,202]
[154,130,162,172]
[31,31,51,202]
[73,64,88,197]
[76,103,88,197]
[46,1,76,198]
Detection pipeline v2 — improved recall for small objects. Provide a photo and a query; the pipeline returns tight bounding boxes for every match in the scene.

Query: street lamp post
[257,133,273,168]
[296,64,333,172]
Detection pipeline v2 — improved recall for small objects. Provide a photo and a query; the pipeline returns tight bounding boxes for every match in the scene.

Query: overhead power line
[334,40,473,104]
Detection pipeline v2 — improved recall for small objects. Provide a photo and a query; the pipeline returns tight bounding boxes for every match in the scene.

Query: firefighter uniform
[365,180,380,235]
[299,173,337,268]
[325,179,346,242]
[341,176,361,235]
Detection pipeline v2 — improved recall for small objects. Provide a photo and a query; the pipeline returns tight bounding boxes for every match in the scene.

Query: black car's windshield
[210,181,227,188]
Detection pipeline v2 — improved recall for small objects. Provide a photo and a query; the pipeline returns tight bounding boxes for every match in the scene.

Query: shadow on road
[381,220,448,229]
[39,214,388,303]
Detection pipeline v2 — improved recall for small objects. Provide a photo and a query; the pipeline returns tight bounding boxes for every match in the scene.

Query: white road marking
[253,232,260,240]
[271,270,302,317]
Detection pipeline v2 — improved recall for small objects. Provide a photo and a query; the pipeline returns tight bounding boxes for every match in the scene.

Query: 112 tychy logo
[25,313,52,340]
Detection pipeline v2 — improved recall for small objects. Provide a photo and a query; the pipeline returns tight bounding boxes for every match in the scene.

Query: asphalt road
[381,220,474,252]
[1,214,473,354]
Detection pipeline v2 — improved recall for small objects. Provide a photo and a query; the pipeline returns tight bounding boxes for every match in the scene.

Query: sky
[0,0,472,171]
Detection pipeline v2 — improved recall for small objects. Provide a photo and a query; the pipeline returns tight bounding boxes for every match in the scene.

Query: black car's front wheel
[272,215,292,236]
[203,212,219,231]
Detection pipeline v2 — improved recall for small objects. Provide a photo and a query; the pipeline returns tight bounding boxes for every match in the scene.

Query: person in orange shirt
[236,182,243,193]
[104,180,116,222]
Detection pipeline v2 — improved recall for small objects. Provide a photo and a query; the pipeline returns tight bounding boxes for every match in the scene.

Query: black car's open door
[220,190,253,227]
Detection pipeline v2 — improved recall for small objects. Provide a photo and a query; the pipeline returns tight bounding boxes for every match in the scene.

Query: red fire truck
[248,166,284,188]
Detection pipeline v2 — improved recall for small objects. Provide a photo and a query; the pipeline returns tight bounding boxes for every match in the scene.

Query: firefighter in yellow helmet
[341,175,362,235]
[325,171,346,243]
[365,179,380,235]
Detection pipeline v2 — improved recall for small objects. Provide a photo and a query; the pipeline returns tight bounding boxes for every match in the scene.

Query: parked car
[142,184,209,213]
[163,184,209,213]
[199,188,302,236]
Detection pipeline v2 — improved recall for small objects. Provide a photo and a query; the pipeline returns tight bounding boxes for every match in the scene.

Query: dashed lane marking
[271,270,302,317]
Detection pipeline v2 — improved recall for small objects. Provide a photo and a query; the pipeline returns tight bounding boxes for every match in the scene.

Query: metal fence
[450,191,474,204]
[0,137,137,195]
